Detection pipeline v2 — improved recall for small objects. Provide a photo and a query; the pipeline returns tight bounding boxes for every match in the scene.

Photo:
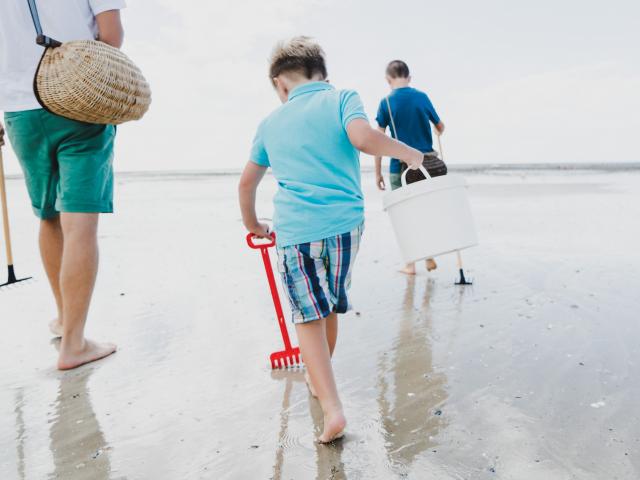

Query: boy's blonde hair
[269,36,328,83]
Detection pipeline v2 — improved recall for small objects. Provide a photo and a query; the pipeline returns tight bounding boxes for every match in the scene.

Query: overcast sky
[3,0,639,173]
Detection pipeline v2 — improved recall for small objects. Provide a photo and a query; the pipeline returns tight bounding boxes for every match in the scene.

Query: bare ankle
[60,335,86,353]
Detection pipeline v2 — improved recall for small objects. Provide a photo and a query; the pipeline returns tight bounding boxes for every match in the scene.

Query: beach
[1,168,639,479]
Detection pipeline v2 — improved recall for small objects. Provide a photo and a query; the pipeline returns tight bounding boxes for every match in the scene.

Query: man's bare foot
[57,339,117,370]
[426,258,438,272]
[305,370,318,398]
[399,263,416,275]
[49,318,63,337]
[318,410,346,443]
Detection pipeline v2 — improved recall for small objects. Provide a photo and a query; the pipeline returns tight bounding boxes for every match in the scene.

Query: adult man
[374,60,446,274]
[0,0,126,369]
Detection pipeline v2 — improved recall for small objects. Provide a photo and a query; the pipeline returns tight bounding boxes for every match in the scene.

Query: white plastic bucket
[382,165,478,263]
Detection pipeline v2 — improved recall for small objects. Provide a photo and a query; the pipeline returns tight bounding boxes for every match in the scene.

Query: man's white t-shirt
[0,0,126,112]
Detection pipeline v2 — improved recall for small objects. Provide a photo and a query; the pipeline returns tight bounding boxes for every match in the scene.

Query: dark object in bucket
[402,152,447,184]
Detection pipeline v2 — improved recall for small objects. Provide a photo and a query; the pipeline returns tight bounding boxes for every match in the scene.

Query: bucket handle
[401,164,431,187]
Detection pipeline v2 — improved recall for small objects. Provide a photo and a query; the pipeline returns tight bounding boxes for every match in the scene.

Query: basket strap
[25,0,61,47]
[385,95,399,140]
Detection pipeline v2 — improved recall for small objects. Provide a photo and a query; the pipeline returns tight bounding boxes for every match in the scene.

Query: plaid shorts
[277,223,364,324]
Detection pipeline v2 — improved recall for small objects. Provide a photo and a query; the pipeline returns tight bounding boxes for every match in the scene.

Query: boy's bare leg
[39,217,64,336]
[326,312,338,355]
[399,262,416,275]
[305,312,338,397]
[57,213,116,370]
[296,317,346,443]
[426,258,437,272]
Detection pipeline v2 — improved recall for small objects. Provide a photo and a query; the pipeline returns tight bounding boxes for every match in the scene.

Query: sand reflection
[270,370,346,480]
[270,370,298,480]
[14,388,26,480]
[310,396,346,480]
[49,365,113,480]
[377,277,448,472]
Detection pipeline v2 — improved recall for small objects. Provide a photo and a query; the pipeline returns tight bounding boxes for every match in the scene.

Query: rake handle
[0,146,15,266]
[247,233,294,352]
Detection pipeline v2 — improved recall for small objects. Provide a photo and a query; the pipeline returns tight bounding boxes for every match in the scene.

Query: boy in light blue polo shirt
[238,37,423,443]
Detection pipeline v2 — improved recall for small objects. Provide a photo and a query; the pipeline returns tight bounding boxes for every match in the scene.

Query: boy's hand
[376,173,386,191]
[0,120,5,146]
[248,222,271,239]
[407,149,424,170]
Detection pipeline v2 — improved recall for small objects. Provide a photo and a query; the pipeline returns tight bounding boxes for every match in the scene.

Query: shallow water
[1,170,639,479]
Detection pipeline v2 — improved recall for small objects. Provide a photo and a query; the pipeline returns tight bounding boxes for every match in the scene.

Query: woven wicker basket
[34,40,151,125]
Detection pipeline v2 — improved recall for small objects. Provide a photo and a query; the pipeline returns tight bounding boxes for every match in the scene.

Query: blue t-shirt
[250,81,368,247]
[375,87,441,174]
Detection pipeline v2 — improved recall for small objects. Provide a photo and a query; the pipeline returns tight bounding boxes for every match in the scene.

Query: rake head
[270,346,302,369]
[0,265,32,290]
[455,268,473,285]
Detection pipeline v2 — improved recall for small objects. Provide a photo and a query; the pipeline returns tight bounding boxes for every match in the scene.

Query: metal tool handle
[437,132,445,161]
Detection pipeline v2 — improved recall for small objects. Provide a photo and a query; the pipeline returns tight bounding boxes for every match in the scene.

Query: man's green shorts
[4,109,115,219]
[389,172,402,191]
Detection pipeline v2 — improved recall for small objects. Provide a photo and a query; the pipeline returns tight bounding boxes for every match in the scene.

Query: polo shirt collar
[288,81,334,101]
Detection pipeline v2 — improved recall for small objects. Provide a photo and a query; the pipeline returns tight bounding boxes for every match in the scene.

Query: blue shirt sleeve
[249,123,270,167]
[375,99,389,129]
[340,90,368,129]
[424,94,441,125]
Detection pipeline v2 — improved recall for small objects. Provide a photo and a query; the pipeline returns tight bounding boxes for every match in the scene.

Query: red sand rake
[246,232,302,369]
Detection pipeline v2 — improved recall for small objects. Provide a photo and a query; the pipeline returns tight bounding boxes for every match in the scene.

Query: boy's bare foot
[399,263,416,275]
[319,410,346,443]
[305,370,318,398]
[49,318,63,337]
[57,339,117,370]
[426,258,438,272]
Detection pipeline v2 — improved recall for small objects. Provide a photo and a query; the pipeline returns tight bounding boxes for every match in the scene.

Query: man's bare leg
[426,258,438,272]
[306,312,338,397]
[57,213,116,370]
[39,217,65,336]
[296,317,346,443]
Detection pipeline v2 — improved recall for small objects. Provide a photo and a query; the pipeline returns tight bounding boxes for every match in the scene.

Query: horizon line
[4,162,640,180]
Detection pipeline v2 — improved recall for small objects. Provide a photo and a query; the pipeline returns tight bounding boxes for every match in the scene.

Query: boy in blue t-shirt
[374,60,446,275]
[239,37,423,443]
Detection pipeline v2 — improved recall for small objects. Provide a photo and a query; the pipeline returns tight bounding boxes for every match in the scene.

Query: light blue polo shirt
[250,81,368,247]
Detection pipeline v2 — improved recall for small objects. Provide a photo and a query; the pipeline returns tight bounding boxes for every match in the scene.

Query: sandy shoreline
[1,170,639,479]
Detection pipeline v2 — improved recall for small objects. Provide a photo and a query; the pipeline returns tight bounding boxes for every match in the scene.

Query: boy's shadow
[270,370,346,480]
[376,276,449,474]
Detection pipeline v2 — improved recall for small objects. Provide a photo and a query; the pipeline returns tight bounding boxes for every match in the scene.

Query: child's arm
[238,161,271,238]
[347,119,423,169]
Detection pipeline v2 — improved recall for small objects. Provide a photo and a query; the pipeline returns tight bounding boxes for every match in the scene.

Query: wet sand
[1,169,639,479]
